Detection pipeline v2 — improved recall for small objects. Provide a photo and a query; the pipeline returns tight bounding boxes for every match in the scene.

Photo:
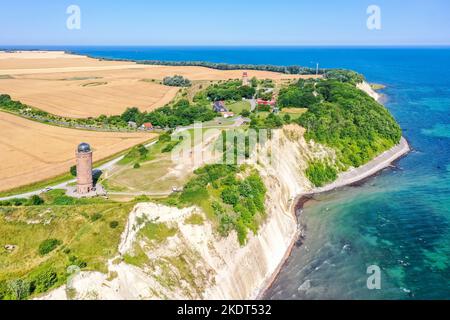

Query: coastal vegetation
[305,161,338,187]
[165,164,267,246]
[0,190,135,300]
[271,72,402,186]
[324,69,365,85]
[297,80,402,169]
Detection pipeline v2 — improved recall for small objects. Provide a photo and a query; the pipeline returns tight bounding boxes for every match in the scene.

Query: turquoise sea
[4,46,449,299]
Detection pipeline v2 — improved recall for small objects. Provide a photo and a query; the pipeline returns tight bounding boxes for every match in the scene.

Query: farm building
[213,101,228,113]
[141,122,154,131]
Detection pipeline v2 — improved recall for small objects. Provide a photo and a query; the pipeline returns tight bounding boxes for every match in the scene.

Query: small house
[141,122,154,131]
[257,99,276,107]
[128,121,137,128]
[213,101,228,113]
[221,112,235,119]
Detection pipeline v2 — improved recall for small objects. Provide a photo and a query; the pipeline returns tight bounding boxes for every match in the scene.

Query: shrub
[133,163,141,169]
[70,165,77,177]
[6,279,30,300]
[305,161,338,187]
[28,195,44,206]
[184,213,204,226]
[38,239,62,256]
[90,213,103,222]
[68,255,87,268]
[241,110,251,117]
[29,269,58,294]
[221,186,240,206]
[109,221,119,229]
[163,75,192,87]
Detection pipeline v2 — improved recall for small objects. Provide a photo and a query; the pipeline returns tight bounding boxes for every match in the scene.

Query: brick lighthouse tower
[76,142,93,194]
[242,72,250,86]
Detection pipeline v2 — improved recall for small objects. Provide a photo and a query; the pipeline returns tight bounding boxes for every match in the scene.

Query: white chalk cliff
[39,125,335,300]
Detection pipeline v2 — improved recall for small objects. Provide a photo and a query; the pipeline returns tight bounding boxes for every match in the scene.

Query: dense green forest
[276,72,402,186]
[297,80,402,169]
[277,79,319,108]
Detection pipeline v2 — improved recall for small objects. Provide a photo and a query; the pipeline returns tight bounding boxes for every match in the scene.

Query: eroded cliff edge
[39,125,337,300]
[39,82,409,301]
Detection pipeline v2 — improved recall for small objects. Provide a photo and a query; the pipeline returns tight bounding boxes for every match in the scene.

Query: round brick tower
[76,142,93,194]
[242,72,250,86]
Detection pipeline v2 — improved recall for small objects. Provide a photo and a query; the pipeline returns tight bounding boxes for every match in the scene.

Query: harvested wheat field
[0,112,156,192]
[0,51,319,118]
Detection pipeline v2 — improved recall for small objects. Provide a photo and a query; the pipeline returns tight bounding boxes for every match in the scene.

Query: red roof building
[257,99,276,106]
[141,122,153,130]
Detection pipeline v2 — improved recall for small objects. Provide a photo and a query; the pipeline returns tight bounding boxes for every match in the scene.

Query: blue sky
[1,0,449,46]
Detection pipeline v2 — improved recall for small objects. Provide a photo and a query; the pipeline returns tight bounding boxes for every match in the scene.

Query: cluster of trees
[297,80,402,169]
[175,164,266,245]
[277,80,319,108]
[0,94,215,131]
[138,60,323,75]
[256,88,273,101]
[121,99,216,128]
[324,69,365,85]
[162,75,192,87]
[205,80,256,101]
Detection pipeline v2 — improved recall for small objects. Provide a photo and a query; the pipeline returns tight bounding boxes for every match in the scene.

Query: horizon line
[1,44,450,48]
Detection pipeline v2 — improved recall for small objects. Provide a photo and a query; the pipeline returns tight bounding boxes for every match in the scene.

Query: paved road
[247,98,257,112]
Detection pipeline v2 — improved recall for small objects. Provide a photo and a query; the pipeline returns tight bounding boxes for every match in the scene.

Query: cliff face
[357,81,382,102]
[39,125,333,300]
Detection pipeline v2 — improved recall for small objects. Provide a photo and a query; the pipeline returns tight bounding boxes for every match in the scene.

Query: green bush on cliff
[175,164,266,246]
[305,161,338,187]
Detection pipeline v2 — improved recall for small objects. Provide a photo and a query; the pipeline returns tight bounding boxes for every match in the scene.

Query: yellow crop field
[0,112,155,192]
[0,51,319,118]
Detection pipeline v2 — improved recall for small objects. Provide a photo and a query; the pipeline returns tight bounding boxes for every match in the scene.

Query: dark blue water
[6,46,449,299]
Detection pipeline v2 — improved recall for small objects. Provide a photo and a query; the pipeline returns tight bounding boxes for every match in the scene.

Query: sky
[1,0,449,46]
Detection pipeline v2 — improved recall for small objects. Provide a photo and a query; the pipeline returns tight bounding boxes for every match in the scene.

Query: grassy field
[102,123,234,195]
[227,101,251,114]
[0,190,136,299]
[280,107,308,120]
